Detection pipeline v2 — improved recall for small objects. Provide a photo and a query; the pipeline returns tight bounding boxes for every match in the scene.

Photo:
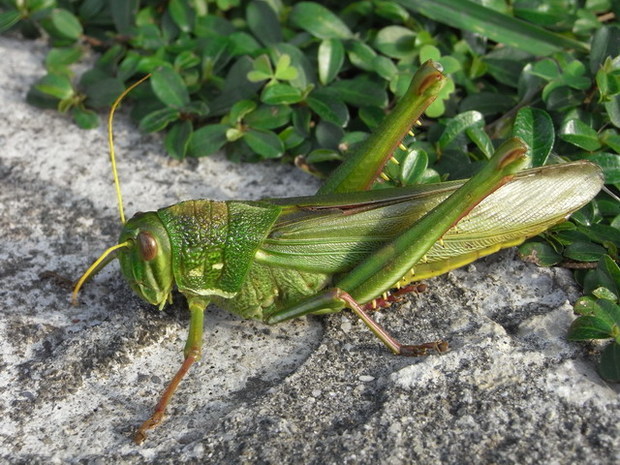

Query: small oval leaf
[289,2,353,39]
[165,120,193,160]
[374,25,416,59]
[559,119,602,151]
[318,39,344,85]
[71,107,100,129]
[599,342,620,382]
[399,149,428,185]
[307,89,349,127]
[247,0,282,46]
[42,9,83,41]
[189,124,229,157]
[328,78,388,108]
[151,67,190,109]
[513,107,554,167]
[261,83,303,105]
[568,316,614,340]
[437,111,485,150]
[139,107,180,133]
[34,73,74,100]
[518,241,563,267]
[243,129,284,158]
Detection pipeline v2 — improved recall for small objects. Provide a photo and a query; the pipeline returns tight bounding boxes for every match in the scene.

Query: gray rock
[0,36,617,464]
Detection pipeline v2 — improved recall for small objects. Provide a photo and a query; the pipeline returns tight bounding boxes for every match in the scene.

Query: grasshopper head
[117,212,173,309]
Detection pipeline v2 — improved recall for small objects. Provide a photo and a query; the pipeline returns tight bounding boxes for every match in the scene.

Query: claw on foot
[399,340,449,356]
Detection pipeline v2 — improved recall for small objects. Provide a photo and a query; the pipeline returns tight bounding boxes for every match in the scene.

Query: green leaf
[592,287,619,302]
[586,152,620,184]
[274,55,298,81]
[279,127,305,149]
[245,105,292,130]
[339,131,369,154]
[372,56,398,81]
[590,26,620,74]
[289,2,353,39]
[243,128,284,158]
[358,106,384,130]
[165,120,193,160]
[437,111,485,150]
[41,9,83,41]
[168,0,194,32]
[597,68,620,101]
[45,47,83,72]
[315,120,344,150]
[305,148,342,164]
[329,78,388,108]
[564,241,607,262]
[399,149,428,185]
[189,124,229,157]
[465,125,494,159]
[0,10,22,33]
[306,88,349,127]
[82,76,125,109]
[599,342,620,382]
[26,86,60,110]
[210,57,263,115]
[246,0,282,46]
[396,0,588,55]
[151,67,190,109]
[347,40,377,72]
[318,39,345,85]
[597,299,620,328]
[605,95,620,128]
[229,31,262,56]
[79,0,106,20]
[374,1,410,22]
[110,0,138,35]
[139,107,180,132]
[95,44,126,74]
[229,100,257,123]
[374,26,416,59]
[261,83,303,105]
[271,43,314,90]
[531,58,561,81]
[71,107,99,129]
[559,119,602,151]
[426,79,453,118]
[518,241,562,266]
[563,61,591,90]
[174,51,201,70]
[584,256,620,297]
[228,127,246,142]
[484,49,530,88]
[419,44,440,63]
[513,107,554,167]
[568,315,614,340]
[34,73,74,100]
[574,296,602,315]
[27,0,56,13]
[459,92,515,117]
[545,86,582,111]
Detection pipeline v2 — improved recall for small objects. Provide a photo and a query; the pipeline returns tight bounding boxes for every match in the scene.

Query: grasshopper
[72,61,604,443]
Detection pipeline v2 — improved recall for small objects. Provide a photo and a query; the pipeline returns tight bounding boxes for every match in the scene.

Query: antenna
[72,74,151,304]
[71,240,132,304]
[108,74,151,225]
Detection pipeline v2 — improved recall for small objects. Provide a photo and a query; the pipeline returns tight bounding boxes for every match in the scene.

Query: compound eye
[137,231,158,261]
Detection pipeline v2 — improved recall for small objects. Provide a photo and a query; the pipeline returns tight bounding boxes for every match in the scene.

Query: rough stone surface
[0,37,618,464]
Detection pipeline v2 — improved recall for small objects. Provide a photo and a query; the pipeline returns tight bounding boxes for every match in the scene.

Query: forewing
[256,161,604,281]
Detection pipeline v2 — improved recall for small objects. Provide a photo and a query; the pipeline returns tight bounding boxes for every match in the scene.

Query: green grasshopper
[72,61,604,443]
